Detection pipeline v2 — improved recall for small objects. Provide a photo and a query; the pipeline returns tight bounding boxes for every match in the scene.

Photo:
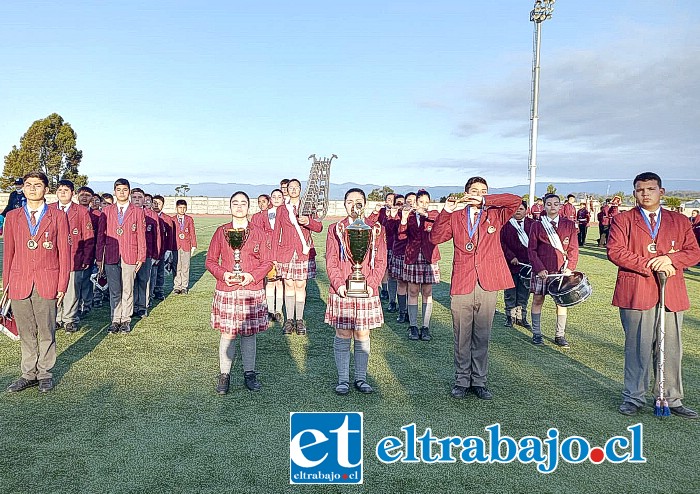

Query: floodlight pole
[528,0,555,207]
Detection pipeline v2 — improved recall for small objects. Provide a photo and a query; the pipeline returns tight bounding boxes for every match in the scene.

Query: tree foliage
[664,196,682,211]
[546,184,557,195]
[2,113,85,191]
[175,184,190,196]
[367,185,395,202]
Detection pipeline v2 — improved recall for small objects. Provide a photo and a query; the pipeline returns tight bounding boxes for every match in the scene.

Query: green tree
[2,113,85,191]
[367,185,395,202]
[664,196,682,211]
[175,184,190,196]
[522,193,530,204]
[546,184,557,195]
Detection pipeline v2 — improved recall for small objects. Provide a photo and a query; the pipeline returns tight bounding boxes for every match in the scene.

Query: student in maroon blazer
[75,186,100,314]
[51,179,95,334]
[608,172,700,418]
[576,202,591,246]
[325,188,387,395]
[172,199,197,294]
[272,178,323,335]
[528,193,579,347]
[206,191,273,394]
[383,194,403,313]
[397,190,440,341]
[429,176,521,400]
[96,178,147,334]
[150,195,176,300]
[131,188,161,317]
[4,171,70,393]
[529,197,544,220]
[500,201,534,329]
[251,188,284,322]
[393,192,416,323]
[560,194,577,226]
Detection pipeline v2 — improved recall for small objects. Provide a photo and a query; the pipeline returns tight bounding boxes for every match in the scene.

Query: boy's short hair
[176,199,188,207]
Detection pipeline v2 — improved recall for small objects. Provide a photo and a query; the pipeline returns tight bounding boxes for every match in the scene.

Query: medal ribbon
[639,207,661,241]
[178,215,185,231]
[117,206,126,226]
[466,206,482,240]
[23,203,47,237]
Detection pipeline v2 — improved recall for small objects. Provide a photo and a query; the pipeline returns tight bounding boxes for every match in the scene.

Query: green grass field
[1,217,699,493]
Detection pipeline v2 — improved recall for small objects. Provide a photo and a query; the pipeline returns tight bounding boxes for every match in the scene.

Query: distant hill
[86,179,700,200]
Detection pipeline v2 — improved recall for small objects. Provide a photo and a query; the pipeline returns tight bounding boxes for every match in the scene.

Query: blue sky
[1,1,698,187]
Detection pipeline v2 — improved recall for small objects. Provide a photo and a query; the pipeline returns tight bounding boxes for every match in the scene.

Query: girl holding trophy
[205,191,273,395]
[325,188,387,395]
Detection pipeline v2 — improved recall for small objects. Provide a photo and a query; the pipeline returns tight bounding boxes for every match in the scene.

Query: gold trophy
[226,227,250,282]
[337,202,373,298]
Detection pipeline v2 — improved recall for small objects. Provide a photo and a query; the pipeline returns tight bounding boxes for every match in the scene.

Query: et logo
[289,412,363,485]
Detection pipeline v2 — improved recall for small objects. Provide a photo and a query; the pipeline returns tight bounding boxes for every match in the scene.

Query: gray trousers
[174,249,191,291]
[620,308,684,407]
[503,272,530,320]
[105,261,138,324]
[11,286,57,380]
[78,266,94,310]
[134,258,153,313]
[149,257,166,298]
[56,270,81,325]
[451,284,498,387]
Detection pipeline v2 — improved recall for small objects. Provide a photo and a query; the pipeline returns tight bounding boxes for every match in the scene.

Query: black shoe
[216,373,230,395]
[80,308,91,318]
[670,405,699,419]
[244,371,261,392]
[520,320,532,331]
[386,302,398,313]
[173,289,182,295]
[181,289,189,295]
[108,323,120,334]
[504,316,513,328]
[6,377,39,393]
[354,380,373,394]
[408,326,419,340]
[554,336,570,348]
[335,381,350,395]
[419,326,431,341]
[282,319,295,335]
[154,294,165,301]
[38,378,54,393]
[295,319,307,336]
[451,385,468,399]
[396,312,408,323]
[120,322,131,334]
[140,310,148,318]
[532,334,544,345]
[618,402,640,416]
[471,386,493,400]
[64,323,78,334]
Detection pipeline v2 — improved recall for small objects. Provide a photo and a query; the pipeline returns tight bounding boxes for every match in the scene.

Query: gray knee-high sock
[397,294,407,313]
[422,301,433,328]
[334,336,352,384]
[285,294,296,319]
[275,286,283,314]
[354,338,370,382]
[531,312,542,335]
[555,314,567,338]
[295,298,306,321]
[219,336,236,374]
[407,304,418,326]
[388,278,398,304]
[240,334,257,372]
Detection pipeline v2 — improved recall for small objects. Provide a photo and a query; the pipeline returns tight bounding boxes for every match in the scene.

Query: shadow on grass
[53,321,110,385]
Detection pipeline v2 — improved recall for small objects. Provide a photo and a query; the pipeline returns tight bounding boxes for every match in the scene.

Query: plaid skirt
[530,275,552,296]
[324,294,384,331]
[402,253,440,284]
[211,288,269,336]
[277,252,317,281]
[389,253,405,279]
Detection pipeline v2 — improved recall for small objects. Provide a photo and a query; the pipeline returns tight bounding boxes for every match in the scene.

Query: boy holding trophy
[325,188,387,395]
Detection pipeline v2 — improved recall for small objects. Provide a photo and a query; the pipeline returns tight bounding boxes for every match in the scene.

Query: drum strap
[509,218,529,247]
[541,216,567,259]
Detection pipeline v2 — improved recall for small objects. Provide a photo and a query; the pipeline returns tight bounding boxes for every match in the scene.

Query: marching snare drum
[519,264,532,283]
[547,271,592,307]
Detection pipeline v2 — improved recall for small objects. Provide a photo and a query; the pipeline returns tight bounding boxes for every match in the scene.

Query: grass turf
[1,217,699,493]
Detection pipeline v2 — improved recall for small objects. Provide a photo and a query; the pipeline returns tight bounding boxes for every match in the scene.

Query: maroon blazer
[607,207,700,311]
[500,217,534,275]
[173,214,197,251]
[429,193,521,295]
[144,208,161,259]
[96,203,147,265]
[528,217,579,275]
[560,203,577,224]
[529,203,544,220]
[87,208,102,264]
[205,223,273,292]
[272,204,323,262]
[326,219,388,295]
[157,212,177,257]
[600,205,611,226]
[577,207,591,227]
[50,202,95,271]
[3,204,71,299]
[398,210,441,264]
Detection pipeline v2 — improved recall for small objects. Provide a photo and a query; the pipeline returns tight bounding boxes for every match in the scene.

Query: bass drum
[519,265,532,284]
[547,271,592,307]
